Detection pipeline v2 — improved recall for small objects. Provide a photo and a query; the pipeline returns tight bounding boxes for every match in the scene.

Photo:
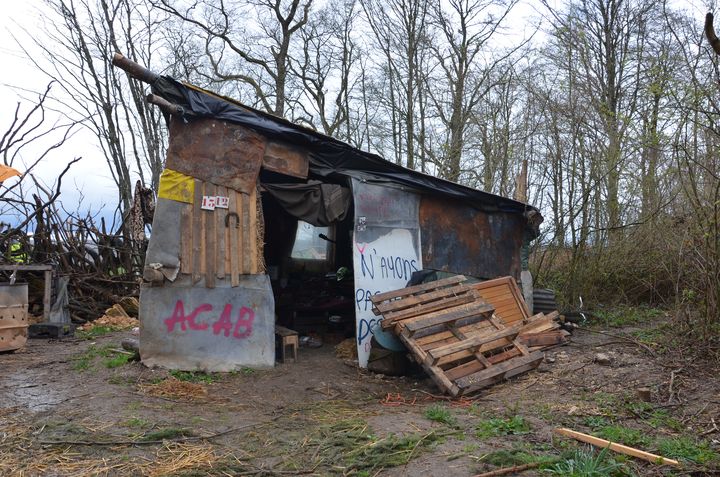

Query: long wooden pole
[554,428,680,467]
[112,52,159,84]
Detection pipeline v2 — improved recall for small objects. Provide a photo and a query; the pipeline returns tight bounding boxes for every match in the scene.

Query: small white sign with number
[215,196,229,209]
[201,196,217,210]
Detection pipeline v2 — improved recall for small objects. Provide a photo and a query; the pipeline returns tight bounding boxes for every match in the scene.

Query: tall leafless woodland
[4,0,720,350]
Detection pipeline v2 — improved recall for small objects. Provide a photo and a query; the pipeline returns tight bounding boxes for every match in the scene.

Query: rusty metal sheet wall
[166,117,266,194]
[419,196,524,280]
[262,141,309,179]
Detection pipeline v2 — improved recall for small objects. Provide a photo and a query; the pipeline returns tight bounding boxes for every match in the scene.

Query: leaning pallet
[371,276,544,396]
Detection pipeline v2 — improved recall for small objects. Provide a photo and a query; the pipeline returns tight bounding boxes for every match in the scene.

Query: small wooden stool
[275,325,299,363]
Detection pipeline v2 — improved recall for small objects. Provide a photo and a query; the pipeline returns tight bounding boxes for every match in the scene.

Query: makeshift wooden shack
[113,54,543,371]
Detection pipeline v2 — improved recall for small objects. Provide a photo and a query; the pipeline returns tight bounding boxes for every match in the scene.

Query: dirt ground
[1,320,718,476]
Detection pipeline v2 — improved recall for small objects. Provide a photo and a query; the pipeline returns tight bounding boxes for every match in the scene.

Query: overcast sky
[0,0,709,225]
[1,0,124,226]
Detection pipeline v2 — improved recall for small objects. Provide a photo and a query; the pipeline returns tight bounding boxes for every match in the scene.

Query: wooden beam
[427,326,520,364]
[374,283,475,315]
[554,428,680,467]
[0,265,53,271]
[380,292,478,329]
[43,269,52,322]
[370,275,466,303]
[404,303,494,334]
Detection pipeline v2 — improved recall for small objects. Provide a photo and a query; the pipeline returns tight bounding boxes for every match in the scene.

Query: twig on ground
[473,462,542,477]
[38,422,261,446]
[700,418,719,437]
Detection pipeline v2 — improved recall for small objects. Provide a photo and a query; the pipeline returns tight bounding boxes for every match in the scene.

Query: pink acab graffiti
[164,300,255,339]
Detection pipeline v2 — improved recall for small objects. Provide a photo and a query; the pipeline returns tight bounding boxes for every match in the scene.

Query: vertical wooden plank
[241,191,251,274]
[199,182,206,276]
[43,270,52,322]
[237,190,246,275]
[229,191,240,287]
[192,179,203,284]
[180,204,192,274]
[205,183,216,288]
[248,186,258,274]
[216,185,227,279]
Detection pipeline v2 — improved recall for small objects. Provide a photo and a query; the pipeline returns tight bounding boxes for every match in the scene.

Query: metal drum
[0,283,29,352]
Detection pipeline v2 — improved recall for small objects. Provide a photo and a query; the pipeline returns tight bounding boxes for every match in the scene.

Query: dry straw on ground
[139,377,208,400]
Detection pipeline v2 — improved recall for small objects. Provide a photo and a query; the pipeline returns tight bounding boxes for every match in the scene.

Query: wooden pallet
[371,276,544,396]
[471,276,531,326]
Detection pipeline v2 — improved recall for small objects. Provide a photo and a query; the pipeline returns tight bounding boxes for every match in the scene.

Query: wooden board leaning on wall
[180,179,265,287]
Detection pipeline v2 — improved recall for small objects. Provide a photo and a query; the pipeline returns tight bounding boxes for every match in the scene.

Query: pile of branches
[1,199,148,323]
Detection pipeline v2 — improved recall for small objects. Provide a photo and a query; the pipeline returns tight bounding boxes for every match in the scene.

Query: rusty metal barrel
[0,283,29,352]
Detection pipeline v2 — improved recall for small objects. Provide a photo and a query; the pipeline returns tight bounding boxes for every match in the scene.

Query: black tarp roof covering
[152,76,541,223]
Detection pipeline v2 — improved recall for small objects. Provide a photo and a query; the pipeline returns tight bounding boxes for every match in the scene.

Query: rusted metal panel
[166,117,265,194]
[420,195,524,280]
[262,141,309,179]
[0,283,28,352]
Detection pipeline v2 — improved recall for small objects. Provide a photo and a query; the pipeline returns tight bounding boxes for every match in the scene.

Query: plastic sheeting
[150,77,541,234]
[263,181,350,227]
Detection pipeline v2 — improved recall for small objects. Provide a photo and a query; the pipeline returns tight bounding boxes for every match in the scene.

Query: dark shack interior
[260,170,356,343]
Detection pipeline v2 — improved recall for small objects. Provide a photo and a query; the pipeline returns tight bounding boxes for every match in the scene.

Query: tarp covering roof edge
[151,76,542,224]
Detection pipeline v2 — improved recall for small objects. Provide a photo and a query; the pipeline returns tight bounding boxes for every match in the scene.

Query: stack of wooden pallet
[371,275,566,396]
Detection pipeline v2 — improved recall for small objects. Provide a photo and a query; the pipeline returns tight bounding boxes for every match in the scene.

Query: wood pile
[371,275,567,396]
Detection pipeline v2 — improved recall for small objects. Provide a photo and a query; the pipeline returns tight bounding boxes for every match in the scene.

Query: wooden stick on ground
[473,462,542,477]
[554,428,680,467]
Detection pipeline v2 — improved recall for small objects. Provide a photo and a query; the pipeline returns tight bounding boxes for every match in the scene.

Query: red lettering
[233,307,254,339]
[164,301,211,332]
[212,304,234,337]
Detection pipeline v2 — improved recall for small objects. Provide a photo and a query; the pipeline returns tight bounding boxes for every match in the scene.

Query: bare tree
[290,0,359,138]
[361,0,429,169]
[0,83,80,256]
[21,0,167,214]
[155,0,312,117]
[426,0,518,183]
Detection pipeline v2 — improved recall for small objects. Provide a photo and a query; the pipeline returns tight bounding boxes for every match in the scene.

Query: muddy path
[0,324,718,476]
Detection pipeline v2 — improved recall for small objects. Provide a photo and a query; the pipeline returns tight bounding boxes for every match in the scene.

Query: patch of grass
[76,325,115,340]
[424,404,457,427]
[593,306,663,328]
[595,425,650,447]
[104,353,131,368]
[107,375,134,385]
[483,449,558,468]
[169,370,217,384]
[545,447,631,476]
[645,409,683,432]
[142,427,194,441]
[125,417,150,428]
[313,419,443,474]
[476,415,530,439]
[72,344,115,372]
[583,416,610,429]
[656,436,719,465]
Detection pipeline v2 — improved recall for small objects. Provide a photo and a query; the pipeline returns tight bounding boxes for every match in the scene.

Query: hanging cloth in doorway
[263,181,350,227]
